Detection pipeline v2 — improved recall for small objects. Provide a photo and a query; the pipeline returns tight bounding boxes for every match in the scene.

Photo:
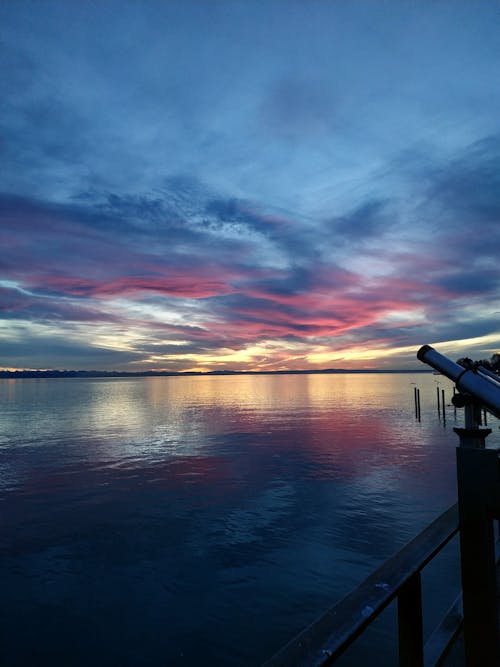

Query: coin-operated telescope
[419,345,500,666]
[417,344,500,427]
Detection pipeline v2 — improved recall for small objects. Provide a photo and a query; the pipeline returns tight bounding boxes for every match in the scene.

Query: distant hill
[0,368,432,379]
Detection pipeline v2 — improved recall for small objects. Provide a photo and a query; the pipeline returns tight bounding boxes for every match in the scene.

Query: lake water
[1,373,499,666]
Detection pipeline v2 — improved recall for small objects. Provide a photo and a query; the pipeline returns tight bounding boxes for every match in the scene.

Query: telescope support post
[455,427,500,667]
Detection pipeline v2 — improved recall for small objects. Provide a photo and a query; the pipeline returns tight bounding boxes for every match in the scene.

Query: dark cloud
[329,199,392,243]
[204,198,283,237]
[429,135,500,225]
[436,270,500,297]
[0,286,120,323]
[0,191,241,294]
[0,338,143,370]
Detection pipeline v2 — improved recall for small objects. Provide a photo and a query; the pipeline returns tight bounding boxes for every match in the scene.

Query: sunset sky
[1,1,500,372]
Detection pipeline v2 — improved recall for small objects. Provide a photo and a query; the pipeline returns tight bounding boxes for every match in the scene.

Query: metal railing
[263,504,461,667]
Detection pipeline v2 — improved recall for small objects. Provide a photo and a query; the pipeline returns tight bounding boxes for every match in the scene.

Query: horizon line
[0,368,433,378]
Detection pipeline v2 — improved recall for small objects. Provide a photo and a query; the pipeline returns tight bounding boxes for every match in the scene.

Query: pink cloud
[17,272,234,299]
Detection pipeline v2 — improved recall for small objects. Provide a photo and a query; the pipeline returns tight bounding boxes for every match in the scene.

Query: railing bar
[422,534,499,667]
[424,592,463,667]
[263,504,459,667]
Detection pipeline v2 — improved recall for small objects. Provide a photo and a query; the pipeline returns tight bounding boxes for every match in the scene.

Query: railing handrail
[263,503,459,666]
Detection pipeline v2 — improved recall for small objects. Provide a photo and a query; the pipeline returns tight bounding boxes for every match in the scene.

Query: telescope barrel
[417,345,500,419]
[417,345,465,382]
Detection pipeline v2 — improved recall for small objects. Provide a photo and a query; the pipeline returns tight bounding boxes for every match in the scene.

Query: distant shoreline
[0,368,433,379]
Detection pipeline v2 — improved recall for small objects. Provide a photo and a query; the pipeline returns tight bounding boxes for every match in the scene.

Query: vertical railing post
[398,571,424,667]
[455,425,500,667]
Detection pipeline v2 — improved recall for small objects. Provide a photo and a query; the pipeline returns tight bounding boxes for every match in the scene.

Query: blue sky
[1,0,500,371]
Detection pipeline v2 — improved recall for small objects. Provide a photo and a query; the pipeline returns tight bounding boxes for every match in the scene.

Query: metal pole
[455,425,499,667]
[398,571,424,667]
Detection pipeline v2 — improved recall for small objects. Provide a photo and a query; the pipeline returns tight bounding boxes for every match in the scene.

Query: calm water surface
[1,373,499,666]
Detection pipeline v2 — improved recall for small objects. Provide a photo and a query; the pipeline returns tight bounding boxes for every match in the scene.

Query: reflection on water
[0,374,498,666]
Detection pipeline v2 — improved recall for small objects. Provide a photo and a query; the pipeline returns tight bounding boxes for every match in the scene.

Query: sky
[1,0,500,372]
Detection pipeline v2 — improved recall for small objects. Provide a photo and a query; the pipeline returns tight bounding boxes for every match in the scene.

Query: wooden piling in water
[413,387,421,421]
